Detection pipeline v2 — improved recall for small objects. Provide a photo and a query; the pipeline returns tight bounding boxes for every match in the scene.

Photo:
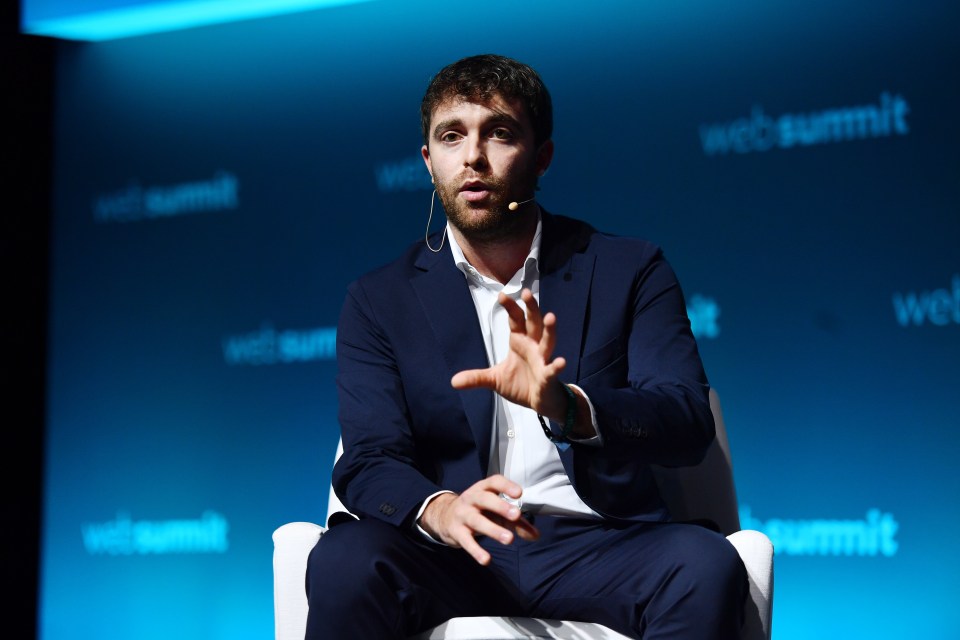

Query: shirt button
[507,429,516,438]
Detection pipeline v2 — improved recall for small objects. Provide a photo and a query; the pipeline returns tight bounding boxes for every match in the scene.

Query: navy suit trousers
[305,514,748,639]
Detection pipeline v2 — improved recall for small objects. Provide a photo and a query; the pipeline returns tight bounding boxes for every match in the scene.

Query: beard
[433,170,538,244]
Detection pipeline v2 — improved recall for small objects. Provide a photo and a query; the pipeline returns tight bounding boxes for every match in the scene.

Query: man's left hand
[451,288,569,422]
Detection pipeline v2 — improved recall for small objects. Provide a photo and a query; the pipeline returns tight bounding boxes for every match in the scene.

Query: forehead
[429,94,532,132]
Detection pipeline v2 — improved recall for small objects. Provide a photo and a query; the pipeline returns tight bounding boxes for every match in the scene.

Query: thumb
[451,368,494,389]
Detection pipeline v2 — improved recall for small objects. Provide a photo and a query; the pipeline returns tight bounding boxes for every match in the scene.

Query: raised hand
[451,288,569,421]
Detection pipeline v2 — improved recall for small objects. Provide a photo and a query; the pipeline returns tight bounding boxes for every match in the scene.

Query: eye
[439,131,462,143]
[490,127,514,140]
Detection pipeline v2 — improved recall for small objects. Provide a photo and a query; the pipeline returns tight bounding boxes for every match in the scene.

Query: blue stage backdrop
[37,0,959,638]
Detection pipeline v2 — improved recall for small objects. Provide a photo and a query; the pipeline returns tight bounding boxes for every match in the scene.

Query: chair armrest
[273,522,325,640]
[726,529,774,640]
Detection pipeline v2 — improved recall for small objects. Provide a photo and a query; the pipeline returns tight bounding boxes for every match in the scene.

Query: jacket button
[379,503,397,515]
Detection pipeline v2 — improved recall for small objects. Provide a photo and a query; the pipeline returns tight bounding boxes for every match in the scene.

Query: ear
[421,144,433,182]
[535,140,554,176]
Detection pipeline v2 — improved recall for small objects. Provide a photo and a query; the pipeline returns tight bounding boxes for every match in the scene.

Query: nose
[463,135,487,170]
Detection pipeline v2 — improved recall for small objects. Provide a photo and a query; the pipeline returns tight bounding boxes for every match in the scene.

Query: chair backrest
[651,388,741,535]
[328,388,741,535]
[326,439,347,523]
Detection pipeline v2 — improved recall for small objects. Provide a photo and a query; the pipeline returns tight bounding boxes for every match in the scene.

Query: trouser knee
[306,519,402,604]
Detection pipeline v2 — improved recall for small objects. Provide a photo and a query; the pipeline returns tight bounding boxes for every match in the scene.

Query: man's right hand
[417,474,540,565]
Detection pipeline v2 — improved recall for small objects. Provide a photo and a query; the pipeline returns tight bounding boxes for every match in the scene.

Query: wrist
[538,382,577,443]
[419,492,456,538]
[557,382,577,438]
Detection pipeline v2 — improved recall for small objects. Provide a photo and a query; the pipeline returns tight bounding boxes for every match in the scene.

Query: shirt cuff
[566,383,603,446]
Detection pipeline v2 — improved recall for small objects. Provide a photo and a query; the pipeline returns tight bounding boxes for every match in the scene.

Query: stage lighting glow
[21,0,375,41]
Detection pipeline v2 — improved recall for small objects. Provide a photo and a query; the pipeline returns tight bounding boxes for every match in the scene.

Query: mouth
[459,181,492,203]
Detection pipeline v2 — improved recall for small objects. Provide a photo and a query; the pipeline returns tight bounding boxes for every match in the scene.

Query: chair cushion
[410,616,630,639]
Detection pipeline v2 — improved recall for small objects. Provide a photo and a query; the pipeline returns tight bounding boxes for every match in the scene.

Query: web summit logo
[82,511,229,556]
[893,274,960,328]
[93,171,239,222]
[687,294,720,340]
[375,155,432,193]
[740,506,899,557]
[699,92,909,156]
[222,323,337,366]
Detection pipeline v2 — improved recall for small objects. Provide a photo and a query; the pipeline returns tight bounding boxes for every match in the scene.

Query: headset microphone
[508,197,536,211]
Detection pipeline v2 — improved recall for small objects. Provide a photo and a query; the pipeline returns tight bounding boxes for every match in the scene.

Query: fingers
[540,309,558,359]
[499,290,542,339]
[450,368,492,390]
[473,476,541,543]
[499,292,528,335]
[459,532,493,565]
[491,511,540,542]
[451,476,541,563]
[450,371,468,389]
[519,289,543,340]
[466,476,524,527]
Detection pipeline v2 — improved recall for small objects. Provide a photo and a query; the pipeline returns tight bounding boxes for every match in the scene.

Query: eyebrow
[431,118,463,140]
[431,112,522,140]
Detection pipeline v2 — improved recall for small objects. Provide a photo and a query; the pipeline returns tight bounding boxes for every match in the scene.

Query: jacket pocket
[578,335,627,383]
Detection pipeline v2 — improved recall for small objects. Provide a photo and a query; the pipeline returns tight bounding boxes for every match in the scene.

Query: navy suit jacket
[331,211,715,528]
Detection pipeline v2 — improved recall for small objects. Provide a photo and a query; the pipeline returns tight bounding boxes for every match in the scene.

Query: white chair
[273,389,774,639]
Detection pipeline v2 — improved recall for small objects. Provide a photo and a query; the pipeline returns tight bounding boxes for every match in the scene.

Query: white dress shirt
[415,213,601,537]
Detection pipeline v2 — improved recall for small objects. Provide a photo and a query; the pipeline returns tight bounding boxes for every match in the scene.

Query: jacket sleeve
[573,245,715,468]
[331,279,446,528]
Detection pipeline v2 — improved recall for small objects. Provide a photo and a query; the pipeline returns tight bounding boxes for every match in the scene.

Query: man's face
[422,94,553,243]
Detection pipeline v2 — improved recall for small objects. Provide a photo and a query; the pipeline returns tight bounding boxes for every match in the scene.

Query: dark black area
[1,4,56,638]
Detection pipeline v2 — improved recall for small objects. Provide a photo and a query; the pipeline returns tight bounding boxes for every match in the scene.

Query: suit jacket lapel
[411,243,495,471]
[539,213,596,477]
[539,212,596,383]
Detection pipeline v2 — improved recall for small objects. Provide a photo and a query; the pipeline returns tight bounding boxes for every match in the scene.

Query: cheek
[428,154,459,181]
[433,167,455,190]
[501,155,537,181]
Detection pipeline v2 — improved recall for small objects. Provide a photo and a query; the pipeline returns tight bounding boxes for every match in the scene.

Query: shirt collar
[448,212,542,291]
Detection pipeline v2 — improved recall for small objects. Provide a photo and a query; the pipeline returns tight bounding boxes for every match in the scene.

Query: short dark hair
[420,54,553,148]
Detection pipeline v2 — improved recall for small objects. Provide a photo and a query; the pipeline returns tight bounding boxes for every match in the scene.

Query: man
[305,53,747,639]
